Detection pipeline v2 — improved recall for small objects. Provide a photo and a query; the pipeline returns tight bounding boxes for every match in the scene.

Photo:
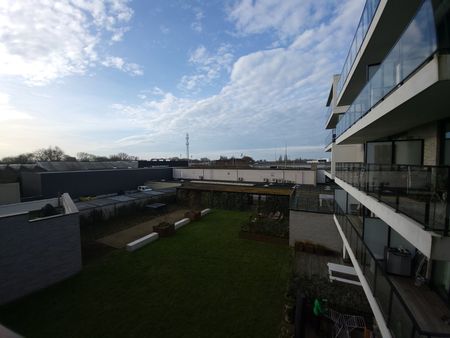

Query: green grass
[0,210,292,338]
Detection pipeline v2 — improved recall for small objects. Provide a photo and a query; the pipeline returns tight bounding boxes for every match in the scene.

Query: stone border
[126,209,212,252]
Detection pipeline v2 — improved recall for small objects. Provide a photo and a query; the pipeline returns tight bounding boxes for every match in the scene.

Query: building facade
[325,1,450,337]
[0,194,81,305]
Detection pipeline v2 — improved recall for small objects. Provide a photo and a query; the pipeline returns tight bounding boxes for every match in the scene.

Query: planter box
[153,224,175,237]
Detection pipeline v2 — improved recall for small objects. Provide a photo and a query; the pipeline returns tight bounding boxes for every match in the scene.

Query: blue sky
[0,0,364,160]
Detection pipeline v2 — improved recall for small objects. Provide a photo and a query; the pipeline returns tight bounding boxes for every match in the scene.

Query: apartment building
[325,0,450,337]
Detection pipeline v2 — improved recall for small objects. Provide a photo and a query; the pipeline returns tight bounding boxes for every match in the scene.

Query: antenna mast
[186,133,190,161]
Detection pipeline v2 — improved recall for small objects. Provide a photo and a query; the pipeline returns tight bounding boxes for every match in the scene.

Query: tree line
[0,146,139,164]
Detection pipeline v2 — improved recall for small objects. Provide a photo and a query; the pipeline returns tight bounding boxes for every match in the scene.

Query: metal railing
[336,0,438,138]
[335,162,450,236]
[335,0,381,99]
[290,187,335,214]
[336,204,450,338]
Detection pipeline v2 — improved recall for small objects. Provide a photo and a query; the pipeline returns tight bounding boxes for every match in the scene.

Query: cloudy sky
[0,0,364,160]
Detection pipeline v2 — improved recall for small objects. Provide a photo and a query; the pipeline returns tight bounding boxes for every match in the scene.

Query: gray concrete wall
[21,167,173,198]
[289,210,342,252]
[0,183,20,205]
[0,212,82,305]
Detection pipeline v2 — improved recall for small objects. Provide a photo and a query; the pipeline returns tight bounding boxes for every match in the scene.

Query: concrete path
[97,208,189,249]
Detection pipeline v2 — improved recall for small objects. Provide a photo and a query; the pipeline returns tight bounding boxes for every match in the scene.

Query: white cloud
[160,25,170,34]
[111,0,364,159]
[0,92,34,122]
[179,44,234,92]
[191,9,204,33]
[227,0,341,40]
[0,0,140,85]
[102,56,143,76]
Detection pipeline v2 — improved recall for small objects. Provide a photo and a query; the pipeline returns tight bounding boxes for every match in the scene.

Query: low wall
[289,210,342,252]
[0,211,81,305]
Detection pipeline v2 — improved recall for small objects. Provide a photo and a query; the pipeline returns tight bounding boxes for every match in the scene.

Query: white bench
[327,262,361,286]
[174,218,190,230]
[126,232,159,252]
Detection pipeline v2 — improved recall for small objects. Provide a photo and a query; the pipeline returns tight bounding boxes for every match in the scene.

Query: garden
[0,210,291,338]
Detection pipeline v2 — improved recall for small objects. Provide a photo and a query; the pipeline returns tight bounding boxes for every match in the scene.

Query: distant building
[21,167,173,199]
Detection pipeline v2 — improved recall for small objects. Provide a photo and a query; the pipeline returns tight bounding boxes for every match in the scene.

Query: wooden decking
[391,276,450,334]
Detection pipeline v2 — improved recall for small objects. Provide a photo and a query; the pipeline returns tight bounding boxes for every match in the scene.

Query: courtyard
[0,210,291,338]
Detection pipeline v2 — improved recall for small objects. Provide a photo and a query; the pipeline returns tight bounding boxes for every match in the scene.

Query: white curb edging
[174,218,190,230]
[126,232,159,252]
[126,209,212,251]
[201,208,211,216]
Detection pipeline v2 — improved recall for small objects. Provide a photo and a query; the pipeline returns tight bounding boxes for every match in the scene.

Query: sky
[0,0,364,160]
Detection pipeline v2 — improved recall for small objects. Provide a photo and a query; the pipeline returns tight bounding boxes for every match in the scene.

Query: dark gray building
[0,194,81,305]
[21,167,173,199]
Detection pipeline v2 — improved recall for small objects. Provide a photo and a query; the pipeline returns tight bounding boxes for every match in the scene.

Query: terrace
[335,205,450,338]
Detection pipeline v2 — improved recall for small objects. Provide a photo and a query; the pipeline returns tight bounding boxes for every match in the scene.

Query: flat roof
[0,198,59,218]
[178,182,293,196]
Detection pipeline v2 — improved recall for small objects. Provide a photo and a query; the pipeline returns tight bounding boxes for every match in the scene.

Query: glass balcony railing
[335,0,381,99]
[336,0,438,138]
[325,105,332,121]
[336,204,450,338]
[325,129,335,147]
[290,185,335,214]
[335,162,450,236]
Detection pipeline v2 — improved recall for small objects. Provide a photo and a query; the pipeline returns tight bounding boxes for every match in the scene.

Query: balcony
[336,206,450,337]
[325,129,335,149]
[336,0,440,140]
[336,0,381,100]
[336,162,450,236]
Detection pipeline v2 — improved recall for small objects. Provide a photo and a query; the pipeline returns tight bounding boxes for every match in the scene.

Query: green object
[313,298,324,316]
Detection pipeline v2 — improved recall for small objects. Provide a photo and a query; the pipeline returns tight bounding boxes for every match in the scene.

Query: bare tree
[109,153,138,161]
[77,152,95,161]
[34,146,66,161]
[1,153,35,164]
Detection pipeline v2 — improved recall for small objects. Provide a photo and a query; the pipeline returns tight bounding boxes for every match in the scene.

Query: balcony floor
[391,276,450,334]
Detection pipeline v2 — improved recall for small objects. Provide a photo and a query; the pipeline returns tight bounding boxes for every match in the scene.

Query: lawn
[0,210,292,338]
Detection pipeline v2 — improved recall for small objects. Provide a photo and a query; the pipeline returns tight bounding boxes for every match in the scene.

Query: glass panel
[394,140,423,165]
[431,260,450,301]
[336,0,382,97]
[367,142,392,164]
[366,254,377,292]
[374,270,392,317]
[336,162,450,234]
[432,0,450,52]
[389,292,415,338]
[336,0,438,138]
[364,218,388,259]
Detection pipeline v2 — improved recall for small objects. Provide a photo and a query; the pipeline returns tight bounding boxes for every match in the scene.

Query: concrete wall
[21,168,173,198]
[0,211,81,305]
[173,168,316,185]
[0,183,20,205]
[331,143,364,177]
[289,210,343,252]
